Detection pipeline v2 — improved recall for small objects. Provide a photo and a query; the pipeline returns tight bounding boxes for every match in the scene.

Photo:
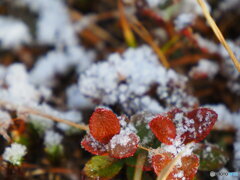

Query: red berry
[181,108,218,144]
[149,115,177,145]
[81,134,108,155]
[89,108,120,144]
[108,133,139,159]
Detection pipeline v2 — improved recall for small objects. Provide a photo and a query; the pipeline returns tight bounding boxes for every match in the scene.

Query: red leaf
[89,108,120,144]
[167,108,183,120]
[152,153,199,180]
[81,134,108,155]
[152,152,174,175]
[175,154,199,180]
[181,108,218,144]
[108,133,139,159]
[149,115,177,145]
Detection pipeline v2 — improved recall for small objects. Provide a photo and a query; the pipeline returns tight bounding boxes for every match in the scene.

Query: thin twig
[128,17,170,68]
[196,0,240,72]
[157,143,194,180]
[0,100,89,131]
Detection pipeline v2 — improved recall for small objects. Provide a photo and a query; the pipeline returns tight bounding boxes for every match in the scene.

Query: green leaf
[130,112,161,148]
[194,143,229,171]
[84,156,124,179]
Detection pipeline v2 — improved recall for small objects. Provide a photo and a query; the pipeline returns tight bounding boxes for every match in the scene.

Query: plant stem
[133,153,146,180]
[196,0,240,72]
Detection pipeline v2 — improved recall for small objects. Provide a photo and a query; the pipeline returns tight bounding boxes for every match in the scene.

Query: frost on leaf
[182,108,218,144]
[152,152,199,180]
[149,115,176,145]
[81,134,108,155]
[108,132,139,159]
[89,108,120,144]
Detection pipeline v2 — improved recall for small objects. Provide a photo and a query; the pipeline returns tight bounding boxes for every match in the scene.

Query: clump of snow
[79,45,197,114]
[204,104,234,130]
[66,84,95,109]
[195,34,219,54]
[16,0,76,46]
[27,114,54,135]
[44,130,63,155]
[56,110,83,134]
[219,41,240,95]
[44,130,63,148]
[219,0,240,11]
[30,47,95,87]
[0,63,51,108]
[109,131,133,149]
[2,143,27,166]
[179,0,211,16]
[0,16,31,49]
[189,59,219,79]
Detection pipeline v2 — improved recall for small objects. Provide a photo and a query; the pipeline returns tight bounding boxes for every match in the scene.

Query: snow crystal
[174,171,184,178]
[3,143,27,166]
[80,45,196,114]
[110,132,132,149]
[189,59,219,79]
[0,16,31,49]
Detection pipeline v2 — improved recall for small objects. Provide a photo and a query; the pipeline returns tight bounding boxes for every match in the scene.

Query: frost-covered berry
[3,143,27,166]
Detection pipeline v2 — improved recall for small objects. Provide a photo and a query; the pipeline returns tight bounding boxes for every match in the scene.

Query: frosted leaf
[3,143,27,166]
[108,132,139,159]
[81,134,108,155]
